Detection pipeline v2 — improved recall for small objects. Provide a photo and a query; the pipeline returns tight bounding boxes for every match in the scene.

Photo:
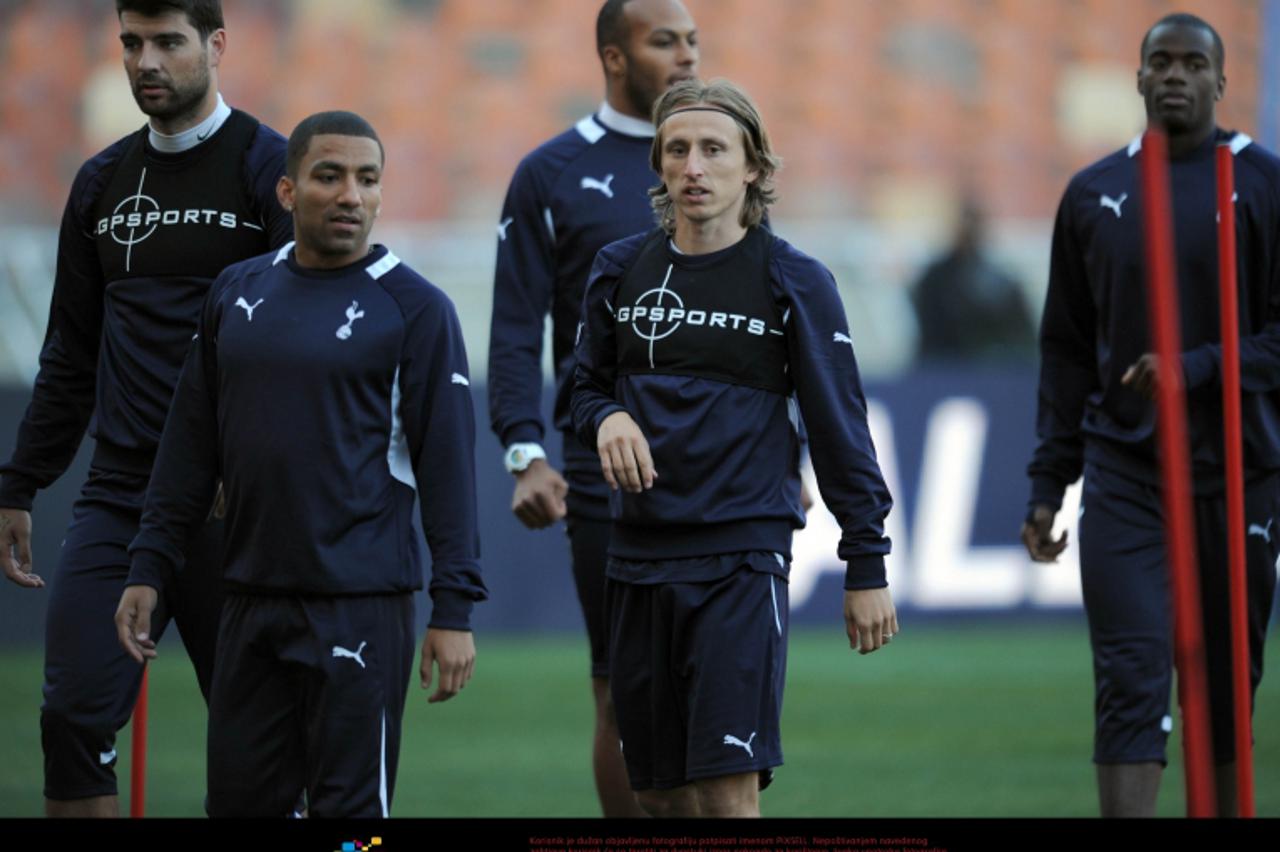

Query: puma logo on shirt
[1099,193,1128,218]
[235,297,264,321]
[580,174,615,198]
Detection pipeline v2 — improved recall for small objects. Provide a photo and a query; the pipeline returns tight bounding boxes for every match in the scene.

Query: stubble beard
[132,54,212,127]
[623,64,662,121]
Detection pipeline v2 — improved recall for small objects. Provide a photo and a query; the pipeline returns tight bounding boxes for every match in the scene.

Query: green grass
[1,622,1277,817]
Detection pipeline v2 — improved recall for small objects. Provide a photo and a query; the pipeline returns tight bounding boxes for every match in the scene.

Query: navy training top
[487,110,657,507]
[128,244,486,630]
[1028,129,1280,511]
[0,110,290,510]
[572,228,892,589]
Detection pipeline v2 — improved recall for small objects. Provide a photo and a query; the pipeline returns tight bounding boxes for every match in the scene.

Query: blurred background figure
[910,194,1036,364]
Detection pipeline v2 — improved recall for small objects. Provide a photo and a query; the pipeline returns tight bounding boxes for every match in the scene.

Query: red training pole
[130,667,148,818]
[1216,142,1254,817]
[1139,127,1217,817]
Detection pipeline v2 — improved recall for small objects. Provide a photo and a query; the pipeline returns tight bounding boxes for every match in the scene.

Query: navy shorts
[41,468,224,801]
[606,555,788,790]
[1078,463,1279,765]
[565,511,611,679]
[205,592,416,818]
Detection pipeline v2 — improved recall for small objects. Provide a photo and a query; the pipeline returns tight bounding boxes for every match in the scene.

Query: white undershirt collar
[148,93,231,153]
[598,100,655,138]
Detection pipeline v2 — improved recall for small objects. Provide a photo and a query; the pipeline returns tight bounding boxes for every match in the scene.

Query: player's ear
[601,44,627,80]
[1216,72,1226,101]
[206,28,226,69]
[277,175,295,214]
[744,147,761,187]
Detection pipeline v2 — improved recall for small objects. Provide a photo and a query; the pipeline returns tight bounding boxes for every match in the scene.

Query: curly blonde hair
[648,78,781,233]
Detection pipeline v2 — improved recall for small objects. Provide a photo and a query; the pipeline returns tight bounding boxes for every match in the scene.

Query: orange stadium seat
[0,0,1270,225]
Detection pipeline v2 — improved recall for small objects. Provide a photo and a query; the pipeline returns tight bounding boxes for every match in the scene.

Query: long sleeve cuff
[501,420,544,447]
[844,555,887,590]
[428,588,477,631]
[1028,474,1067,514]
[1181,345,1219,391]
[127,548,174,591]
[0,473,40,511]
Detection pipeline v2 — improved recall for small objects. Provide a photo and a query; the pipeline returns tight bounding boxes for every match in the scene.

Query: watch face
[505,446,530,472]
[506,444,543,472]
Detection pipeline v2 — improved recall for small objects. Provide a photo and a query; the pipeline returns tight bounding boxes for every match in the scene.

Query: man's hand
[844,587,897,655]
[1020,503,1068,562]
[421,628,476,704]
[1121,352,1161,400]
[511,459,568,529]
[800,481,815,513]
[0,508,40,589]
[598,411,657,493]
[115,585,159,664]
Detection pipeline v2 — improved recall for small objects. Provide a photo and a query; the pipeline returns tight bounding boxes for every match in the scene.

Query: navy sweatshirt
[0,110,290,510]
[572,228,892,589]
[1028,129,1280,511]
[487,110,658,505]
[128,245,486,630]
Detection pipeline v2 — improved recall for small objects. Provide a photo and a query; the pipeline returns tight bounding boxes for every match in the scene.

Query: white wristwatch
[503,443,546,474]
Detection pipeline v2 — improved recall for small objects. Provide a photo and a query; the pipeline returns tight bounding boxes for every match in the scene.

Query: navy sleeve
[401,290,487,630]
[487,157,556,447]
[1027,183,1097,511]
[1181,154,1280,394]
[127,282,223,589]
[0,156,113,510]
[772,244,893,590]
[243,123,292,250]
[571,244,635,452]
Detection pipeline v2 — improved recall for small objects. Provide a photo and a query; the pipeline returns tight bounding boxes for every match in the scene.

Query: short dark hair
[116,0,224,42]
[1140,12,1225,71]
[286,111,385,179]
[596,0,634,60]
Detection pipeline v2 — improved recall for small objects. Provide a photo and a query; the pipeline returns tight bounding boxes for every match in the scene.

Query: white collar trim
[598,101,655,138]
[148,93,231,153]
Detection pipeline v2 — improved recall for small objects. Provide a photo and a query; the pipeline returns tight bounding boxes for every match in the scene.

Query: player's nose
[1163,60,1188,84]
[137,42,163,71]
[676,39,698,68]
[336,176,363,205]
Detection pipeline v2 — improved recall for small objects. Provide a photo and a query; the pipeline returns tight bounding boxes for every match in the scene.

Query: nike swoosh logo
[196,128,213,141]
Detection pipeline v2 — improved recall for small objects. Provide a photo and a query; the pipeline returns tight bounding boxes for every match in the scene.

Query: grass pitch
[1,620,1276,818]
